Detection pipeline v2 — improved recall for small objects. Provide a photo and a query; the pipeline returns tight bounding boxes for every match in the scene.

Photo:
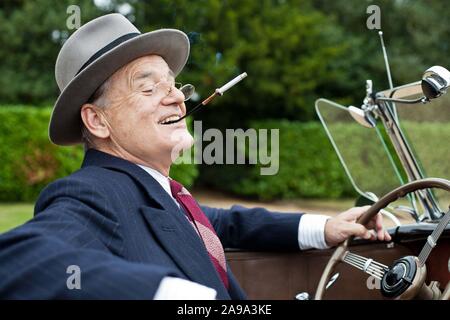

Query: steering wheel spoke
[342,251,388,280]
[417,209,450,267]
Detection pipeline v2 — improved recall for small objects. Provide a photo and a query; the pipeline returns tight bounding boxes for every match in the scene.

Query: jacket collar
[82,148,177,211]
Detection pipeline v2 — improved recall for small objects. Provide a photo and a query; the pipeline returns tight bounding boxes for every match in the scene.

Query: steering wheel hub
[381,256,417,298]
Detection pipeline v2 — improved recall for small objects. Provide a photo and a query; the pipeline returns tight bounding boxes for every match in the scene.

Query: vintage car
[225,65,450,300]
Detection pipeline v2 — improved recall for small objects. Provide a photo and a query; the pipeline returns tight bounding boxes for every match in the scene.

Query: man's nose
[162,86,185,106]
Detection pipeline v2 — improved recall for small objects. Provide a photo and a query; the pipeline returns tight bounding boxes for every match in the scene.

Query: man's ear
[80,104,110,139]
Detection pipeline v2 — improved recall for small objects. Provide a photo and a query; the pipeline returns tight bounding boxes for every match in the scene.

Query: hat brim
[49,29,190,146]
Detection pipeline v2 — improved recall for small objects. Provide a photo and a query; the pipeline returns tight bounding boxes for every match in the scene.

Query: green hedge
[199,120,450,200]
[0,106,198,202]
[235,121,355,200]
[199,121,355,200]
[1,107,447,202]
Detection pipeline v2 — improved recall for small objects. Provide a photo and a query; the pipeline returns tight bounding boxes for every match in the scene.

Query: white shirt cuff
[298,214,331,250]
[153,276,217,300]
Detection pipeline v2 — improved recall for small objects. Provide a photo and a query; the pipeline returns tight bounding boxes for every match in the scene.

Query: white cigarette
[216,72,247,95]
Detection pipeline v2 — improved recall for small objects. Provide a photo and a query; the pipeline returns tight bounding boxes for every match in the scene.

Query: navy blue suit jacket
[0,149,302,299]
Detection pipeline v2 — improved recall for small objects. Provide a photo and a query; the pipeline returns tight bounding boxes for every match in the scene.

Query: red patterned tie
[169,179,229,289]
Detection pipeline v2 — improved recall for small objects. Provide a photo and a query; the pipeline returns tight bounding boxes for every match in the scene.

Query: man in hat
[0,14,390,299]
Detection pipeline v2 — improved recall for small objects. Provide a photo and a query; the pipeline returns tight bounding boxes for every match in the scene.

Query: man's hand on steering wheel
[324,206,392,247]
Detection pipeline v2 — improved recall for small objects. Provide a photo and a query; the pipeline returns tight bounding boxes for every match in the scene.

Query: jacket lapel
[81,149,230,298]
[140,206,230,298]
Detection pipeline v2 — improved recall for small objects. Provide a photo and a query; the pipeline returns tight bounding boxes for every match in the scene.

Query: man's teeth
[160,115,181,124]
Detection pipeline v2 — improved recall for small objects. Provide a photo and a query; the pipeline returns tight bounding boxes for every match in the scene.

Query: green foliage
[152,0,351,126]
[200,120,355,200]
[201,119,450,200]
[0,0,449,122]
[400,121,450,180]
[0,106,198,202]
[0,106,78,201]
[311,0,450,95]
[0,0,104,105]
[1,0,449,201]
[233,120,355,200]
[0,0,368,122]
[0,203,34,233]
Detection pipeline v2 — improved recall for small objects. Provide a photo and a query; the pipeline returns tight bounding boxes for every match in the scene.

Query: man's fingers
[377,227,386,241]
[376,213,383,230]
[368,229,377,240]
[366,213,389,241]
[345,223,371,240]
[366,220,376,230]
[343,206,371,222]
[372,213,384,240]
[384,230,392,241]
[336,207,393,243]
[344,222,389,242]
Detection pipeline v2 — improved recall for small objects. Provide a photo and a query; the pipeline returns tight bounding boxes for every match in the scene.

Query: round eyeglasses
[146,81,195,102]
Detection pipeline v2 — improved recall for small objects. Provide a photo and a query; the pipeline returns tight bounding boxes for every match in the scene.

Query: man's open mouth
[159,114,182,125]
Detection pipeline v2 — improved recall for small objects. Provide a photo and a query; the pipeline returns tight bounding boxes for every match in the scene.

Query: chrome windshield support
[373,97,443,221]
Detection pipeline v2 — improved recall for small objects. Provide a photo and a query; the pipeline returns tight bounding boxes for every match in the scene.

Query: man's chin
[169,131,194,163]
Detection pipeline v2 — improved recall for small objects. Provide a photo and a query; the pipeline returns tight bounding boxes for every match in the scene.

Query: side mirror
[348,106,376,128]
[421,66,450,100]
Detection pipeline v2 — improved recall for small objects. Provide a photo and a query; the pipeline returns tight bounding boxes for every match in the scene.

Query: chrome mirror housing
[348,106,376,128]
[421,66,450,100]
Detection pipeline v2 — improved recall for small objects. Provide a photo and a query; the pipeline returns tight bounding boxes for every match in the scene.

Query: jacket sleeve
[201,204,303,251]
[0,177,182,299]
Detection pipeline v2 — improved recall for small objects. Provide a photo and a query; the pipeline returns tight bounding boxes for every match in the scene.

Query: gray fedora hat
[50,13,190,145]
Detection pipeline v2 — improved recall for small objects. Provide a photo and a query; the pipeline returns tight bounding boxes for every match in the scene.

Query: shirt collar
[137,164,173,197]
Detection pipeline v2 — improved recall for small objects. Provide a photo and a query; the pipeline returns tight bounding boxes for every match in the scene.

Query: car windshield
[315,99,404,199]
[315,90,450,212]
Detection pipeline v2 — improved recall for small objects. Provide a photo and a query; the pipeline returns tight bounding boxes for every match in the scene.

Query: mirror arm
[376,96,429,104]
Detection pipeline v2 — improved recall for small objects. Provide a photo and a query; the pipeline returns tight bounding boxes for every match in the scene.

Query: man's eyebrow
[134,70,176,82]
[134,71,154,81]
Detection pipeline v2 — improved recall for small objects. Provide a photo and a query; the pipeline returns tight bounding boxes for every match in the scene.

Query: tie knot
[169,179,184,197]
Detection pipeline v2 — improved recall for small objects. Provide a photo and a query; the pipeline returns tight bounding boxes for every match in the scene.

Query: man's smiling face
[94,55,194,173]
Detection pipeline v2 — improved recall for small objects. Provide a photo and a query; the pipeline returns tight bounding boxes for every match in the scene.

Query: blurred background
[0,0,449,232]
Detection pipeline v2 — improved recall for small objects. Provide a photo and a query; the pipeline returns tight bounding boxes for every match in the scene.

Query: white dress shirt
[137,164,330,299]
